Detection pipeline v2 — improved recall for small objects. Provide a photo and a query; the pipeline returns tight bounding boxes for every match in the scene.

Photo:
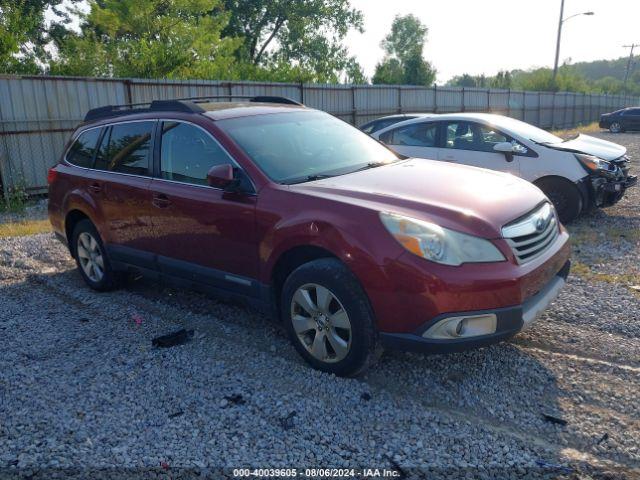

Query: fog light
[423,314,497,340]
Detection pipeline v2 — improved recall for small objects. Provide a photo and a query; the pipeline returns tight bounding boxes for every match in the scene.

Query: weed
[0,183,28,213]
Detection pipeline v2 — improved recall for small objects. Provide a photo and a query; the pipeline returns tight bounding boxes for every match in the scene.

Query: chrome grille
[502,203,559,264]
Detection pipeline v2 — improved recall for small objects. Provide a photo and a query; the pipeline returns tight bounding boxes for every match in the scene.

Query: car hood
[545,134,626,161]
[291,159,548,239]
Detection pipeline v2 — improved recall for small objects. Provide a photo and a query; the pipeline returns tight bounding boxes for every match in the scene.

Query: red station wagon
[48,96,571,376]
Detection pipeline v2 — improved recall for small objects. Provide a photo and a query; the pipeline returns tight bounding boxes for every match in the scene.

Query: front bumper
[591,174,637,207]
[379,260,570,354]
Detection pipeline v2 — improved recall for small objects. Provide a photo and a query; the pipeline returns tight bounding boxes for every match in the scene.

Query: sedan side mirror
[207,164,238,190]
[493,142,516,153]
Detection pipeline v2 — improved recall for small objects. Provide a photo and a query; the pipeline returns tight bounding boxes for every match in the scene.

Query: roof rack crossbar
[83,95,303,122]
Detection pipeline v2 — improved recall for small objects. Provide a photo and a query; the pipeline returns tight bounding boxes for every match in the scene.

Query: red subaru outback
[48,96,570,376]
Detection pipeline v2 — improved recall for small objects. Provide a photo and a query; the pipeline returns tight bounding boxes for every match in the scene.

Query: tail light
[47,167,58,185]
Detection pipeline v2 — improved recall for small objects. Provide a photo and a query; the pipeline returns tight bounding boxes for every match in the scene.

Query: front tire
[281,258,379,377]
[71,219,120,291]
[535,178,583,224]
[609,122,623,133]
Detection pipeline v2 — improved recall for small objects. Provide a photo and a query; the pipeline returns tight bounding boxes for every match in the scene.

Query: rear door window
[159,121,234,185]
[381,123,437,147]
[94,121,154,175]
[66,128,101,168]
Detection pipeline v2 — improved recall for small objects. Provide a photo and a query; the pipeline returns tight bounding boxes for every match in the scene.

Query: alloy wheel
[77,232,105,282]
[290,283,352,363]
[610,122,621,133]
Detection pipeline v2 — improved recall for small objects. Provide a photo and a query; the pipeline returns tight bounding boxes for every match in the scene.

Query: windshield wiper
[285,173,337,185]
[284,161,392,185]
[349,161,389,173]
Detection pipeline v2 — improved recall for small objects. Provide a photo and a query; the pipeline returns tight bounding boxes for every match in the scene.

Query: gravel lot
[1,132,639,479]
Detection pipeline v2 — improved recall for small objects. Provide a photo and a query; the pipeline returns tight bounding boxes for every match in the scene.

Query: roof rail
[83,95,303,122]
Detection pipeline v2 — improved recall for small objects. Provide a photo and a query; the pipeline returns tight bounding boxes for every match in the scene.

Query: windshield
[217,111,398,184]
[489,116,563,145]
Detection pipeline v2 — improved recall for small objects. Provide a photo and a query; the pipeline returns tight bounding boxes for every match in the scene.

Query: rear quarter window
[94,121,154,175]
[66,128,101,168]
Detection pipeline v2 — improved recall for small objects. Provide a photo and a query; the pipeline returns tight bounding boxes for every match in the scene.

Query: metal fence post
[487,88,491,112]
[507,89,511,117]
[351,85,357,126]
[433,84,438,113]
[461,87,465,112]
[537,92,541,127]
[299,82,305,104]
[397,86,402,114]
[124,79,133,104]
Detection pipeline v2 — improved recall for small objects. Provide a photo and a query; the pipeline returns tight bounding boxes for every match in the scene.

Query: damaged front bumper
[590,174,637,207]
[585,155,637,208]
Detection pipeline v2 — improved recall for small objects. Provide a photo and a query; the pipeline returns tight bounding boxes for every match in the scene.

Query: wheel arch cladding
[65,210,91,254]
[270,245,338,317]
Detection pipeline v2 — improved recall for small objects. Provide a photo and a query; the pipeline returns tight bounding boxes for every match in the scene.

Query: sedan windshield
[217,111,398,184]
[489,116,563,145]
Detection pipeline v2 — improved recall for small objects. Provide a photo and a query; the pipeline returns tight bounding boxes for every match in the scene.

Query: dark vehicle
[359,114,431,134]
[599,108,640,133]
[48,96,570,376]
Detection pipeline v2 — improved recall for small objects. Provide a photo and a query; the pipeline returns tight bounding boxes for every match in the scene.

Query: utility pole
[552,1,594,81]
[552,0,565,81]
[622,44,638,93]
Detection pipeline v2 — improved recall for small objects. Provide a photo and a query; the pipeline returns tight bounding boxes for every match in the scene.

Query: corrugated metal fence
[1,75,638,195]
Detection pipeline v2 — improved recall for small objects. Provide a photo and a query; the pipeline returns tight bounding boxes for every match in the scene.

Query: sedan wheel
[290,283,352,363]
[77,232,105,282]
[609,122,622,133]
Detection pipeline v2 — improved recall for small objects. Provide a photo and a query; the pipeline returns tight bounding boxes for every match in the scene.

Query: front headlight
[379,212,505,266]
[575,153,613,173]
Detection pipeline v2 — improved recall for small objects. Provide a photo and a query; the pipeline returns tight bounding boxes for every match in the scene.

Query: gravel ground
[1,132,639,479]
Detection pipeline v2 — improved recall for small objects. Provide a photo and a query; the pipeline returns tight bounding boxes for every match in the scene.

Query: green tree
[447,74,479,88]
[372,57,403,84]
[50,0,240,79]
[372,14,435,86]
[344,57,367,84]
[222,0,364,82]
[0,0,70,73]
[490,70,512,89]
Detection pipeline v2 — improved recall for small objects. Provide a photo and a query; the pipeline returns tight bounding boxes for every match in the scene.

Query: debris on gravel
[0,132,638,479]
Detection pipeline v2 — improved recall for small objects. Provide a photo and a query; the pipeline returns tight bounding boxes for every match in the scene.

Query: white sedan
[372,113,636,223]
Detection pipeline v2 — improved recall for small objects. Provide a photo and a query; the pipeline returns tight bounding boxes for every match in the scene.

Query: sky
[345,0,640,83]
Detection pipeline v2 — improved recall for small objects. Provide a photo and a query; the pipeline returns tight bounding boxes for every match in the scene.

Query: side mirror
[493,141,527,163]
[207,164,237,189]
[493,142,515,153]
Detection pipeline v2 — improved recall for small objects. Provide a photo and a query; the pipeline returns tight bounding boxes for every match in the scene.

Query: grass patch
[0,219,51,238]
[551,122,601,139]
[567,225,639,247]
[571,260,640,296]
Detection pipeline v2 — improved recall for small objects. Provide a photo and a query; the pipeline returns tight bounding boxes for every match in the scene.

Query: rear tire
[281,258,379,377]
[535,178,583,224]
[71,219,120,291]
